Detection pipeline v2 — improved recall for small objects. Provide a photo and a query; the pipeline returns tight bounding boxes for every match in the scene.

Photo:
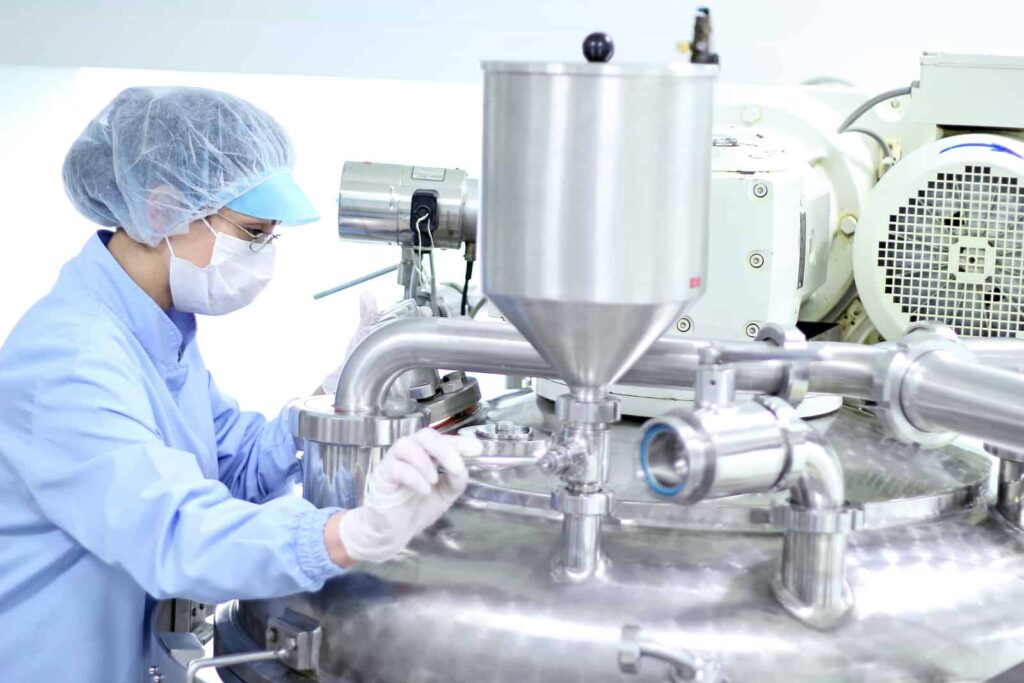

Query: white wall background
[0,66,485,414]
[2,0,1023,414]
[1,0,1022,86]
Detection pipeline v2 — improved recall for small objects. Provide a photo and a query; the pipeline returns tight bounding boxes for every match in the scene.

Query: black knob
[582,32,614,63]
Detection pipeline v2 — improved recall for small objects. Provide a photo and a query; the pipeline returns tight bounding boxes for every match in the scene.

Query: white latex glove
[322,291,379,395]
[338,429,483,563]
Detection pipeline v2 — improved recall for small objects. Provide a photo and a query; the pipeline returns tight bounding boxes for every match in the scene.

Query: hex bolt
[748,253,765,269]
[752,182,769,199]
[839,214,858,236]
[676,317,693,333]
[745,322,761,338]
[741,104,762,124]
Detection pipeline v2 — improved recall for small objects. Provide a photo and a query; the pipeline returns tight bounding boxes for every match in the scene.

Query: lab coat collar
[73,231,196,370]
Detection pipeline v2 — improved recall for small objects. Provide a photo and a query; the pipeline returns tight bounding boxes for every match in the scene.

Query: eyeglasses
[216,213,280,253]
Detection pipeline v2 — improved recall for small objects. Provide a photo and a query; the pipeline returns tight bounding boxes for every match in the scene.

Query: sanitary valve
[638,351,855,629]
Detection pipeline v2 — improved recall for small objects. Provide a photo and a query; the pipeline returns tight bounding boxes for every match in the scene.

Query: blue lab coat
[0,231,344,682]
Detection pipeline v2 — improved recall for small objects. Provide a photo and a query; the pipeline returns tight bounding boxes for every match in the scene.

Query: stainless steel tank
[212,391,1024,683]
[481,59,716,397]
[199,37,1024,683]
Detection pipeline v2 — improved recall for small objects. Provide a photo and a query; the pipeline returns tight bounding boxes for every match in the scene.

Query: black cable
[843,127,894,160]
[460,260,474,316]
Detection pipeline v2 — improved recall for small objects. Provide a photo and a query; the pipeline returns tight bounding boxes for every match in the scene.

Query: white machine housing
[685,129,831,341]
[908,53,1024,131]
[536,127,836,415]
[854,54,1024,340]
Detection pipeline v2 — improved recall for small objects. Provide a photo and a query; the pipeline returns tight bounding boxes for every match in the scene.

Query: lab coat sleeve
[17,343,345,603]
[208,373,300,503]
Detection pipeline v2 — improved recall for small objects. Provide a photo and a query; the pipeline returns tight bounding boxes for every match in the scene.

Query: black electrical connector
[409,190,439,238]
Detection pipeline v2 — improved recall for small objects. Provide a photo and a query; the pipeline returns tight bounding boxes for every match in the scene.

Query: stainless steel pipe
[772,435,852,630]
[964,338,1024,370]
[901,351,1024,453]
[333,318,886,413]
[334,318,1024,451]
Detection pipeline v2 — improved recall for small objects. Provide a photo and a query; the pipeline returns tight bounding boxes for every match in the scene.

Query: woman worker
[0,86,479,682]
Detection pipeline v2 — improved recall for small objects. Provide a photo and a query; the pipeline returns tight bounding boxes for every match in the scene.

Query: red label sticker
[689,277,702,288]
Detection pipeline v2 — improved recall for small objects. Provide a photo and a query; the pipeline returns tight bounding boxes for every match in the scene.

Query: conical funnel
[481,59,716,397]
[487,297,684,399]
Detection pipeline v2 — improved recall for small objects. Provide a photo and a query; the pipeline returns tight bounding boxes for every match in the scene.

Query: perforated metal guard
[878,164,1024,337]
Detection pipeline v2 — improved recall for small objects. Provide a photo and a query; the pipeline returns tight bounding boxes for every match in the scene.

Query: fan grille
[878,164,1024,338]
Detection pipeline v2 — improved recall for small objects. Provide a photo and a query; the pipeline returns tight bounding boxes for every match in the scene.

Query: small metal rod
[313,265,399,300]
[184,648,288,683]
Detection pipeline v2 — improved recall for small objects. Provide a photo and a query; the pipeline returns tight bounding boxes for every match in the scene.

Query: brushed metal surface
[481,61,715,397]
[219,398,1006,683]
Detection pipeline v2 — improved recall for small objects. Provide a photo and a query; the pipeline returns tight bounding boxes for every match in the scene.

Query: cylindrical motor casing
[338,161,478,249]
[480,61,717,395]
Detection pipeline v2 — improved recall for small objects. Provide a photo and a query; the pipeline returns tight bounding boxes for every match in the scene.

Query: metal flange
[754,394,810,490]
[755,323,810,407]
[457,422,553,465]
[555,395,622,424]
[771,504,863,534]
[289,396,427,448]
[871,323,975,448]
[551,489,613,516]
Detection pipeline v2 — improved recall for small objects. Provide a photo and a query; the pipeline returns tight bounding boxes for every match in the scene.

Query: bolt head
[740,104,762,124]
[676,317,693,333]
[748,253,765,269]
[752,182,769,198]
[838,214,858,236]
[745,322,761,338]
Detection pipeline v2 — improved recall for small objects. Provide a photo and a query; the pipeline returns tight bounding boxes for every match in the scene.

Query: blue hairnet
[63,86,296,246]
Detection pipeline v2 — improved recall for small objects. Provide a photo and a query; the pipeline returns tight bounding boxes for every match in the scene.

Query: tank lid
[480,60,718,78]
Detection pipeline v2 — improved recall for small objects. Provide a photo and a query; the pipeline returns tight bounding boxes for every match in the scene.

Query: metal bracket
[266,609,322,674]
[183,609,321,683]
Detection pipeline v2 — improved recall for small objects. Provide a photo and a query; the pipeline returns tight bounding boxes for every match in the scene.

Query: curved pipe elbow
[789,436,845,511]
[333,318,549,413]
[333,318,427,413]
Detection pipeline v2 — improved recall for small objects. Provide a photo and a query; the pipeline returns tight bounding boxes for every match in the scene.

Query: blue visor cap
[226,172,320,226]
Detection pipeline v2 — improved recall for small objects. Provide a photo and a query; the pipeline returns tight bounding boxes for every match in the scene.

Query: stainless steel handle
[185,608,322,682]
[619,625,726,682]
[185,649,288,683]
